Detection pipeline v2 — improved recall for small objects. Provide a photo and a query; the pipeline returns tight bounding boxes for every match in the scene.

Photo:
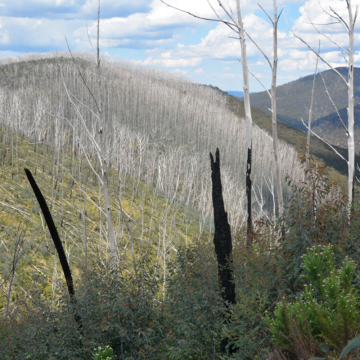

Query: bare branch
[217,0,239,25]
[84,12,95,58]
[64,39,101,112]
[254,122,273,141]
[284,13,348,86]
[319,72,349,136]
[317,0,348,31]
[330,6,350,32]
[243,29,272,68]
[160,0,235,28]
[57,71,102,154]
[301,118,347,163]
[0,201,32,220]
[278,7,284,22]
[247,66,272,99]
[68,172,106,215]
[304,6,349,56]
[258,3,274,25]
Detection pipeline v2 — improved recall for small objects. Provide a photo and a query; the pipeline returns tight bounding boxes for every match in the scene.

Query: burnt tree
[210,149,235,305]
[24,168,82,329]
[210,149,236,353]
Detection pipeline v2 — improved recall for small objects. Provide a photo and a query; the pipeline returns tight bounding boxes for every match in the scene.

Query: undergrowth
[2,131,360,359]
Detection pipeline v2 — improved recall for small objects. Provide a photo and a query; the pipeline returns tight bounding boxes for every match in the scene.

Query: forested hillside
[0,53,305,228]
[224,91,359,182]
[247,67,360,130]
[1,53,360,360]
[312,104,360,152]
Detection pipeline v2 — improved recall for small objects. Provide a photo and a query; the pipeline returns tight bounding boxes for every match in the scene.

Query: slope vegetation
[312,104,360,153]
[0,53,305,228]
[247,67,360,130]
[0,126,205,303]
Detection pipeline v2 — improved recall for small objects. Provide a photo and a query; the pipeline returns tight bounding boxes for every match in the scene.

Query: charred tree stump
[24,168,82,330]
[210,149,236,354]
[246,147,253,244]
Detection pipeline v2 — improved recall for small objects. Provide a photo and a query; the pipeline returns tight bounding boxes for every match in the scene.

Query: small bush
[266,245,360,358]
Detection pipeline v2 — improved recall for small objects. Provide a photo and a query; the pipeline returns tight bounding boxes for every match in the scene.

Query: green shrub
[266,245,360,357]
[165,246,224,359]
[93,345,116,360]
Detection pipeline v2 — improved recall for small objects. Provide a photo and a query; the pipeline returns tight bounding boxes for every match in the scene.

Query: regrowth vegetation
[0,53,304,226]
[1,54,360,360]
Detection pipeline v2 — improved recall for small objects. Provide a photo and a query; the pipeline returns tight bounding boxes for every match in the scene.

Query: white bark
[270,0,284,217]
[347,0,355,206]
[306,43,320,169]
[286,0,356,211]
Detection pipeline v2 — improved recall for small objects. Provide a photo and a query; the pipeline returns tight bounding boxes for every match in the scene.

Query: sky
[0,0,360,92]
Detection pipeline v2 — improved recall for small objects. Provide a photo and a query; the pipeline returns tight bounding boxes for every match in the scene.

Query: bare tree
[306,42,320,170]
[286,0,358,211]
[0,50,304,244]
[61,0,118,269]
[160,0,255,237]
[4,225,25,317]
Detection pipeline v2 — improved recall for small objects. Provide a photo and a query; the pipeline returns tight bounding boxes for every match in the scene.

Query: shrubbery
[2,160,360,359]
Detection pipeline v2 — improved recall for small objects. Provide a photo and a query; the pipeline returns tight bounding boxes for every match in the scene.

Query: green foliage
[271,159,349,298]
[165,246,224,359]
[93,345,116,360]
[3,61,360,360]
[0,247,227,359]
[310,334,360,360]
[266,245,360,357]
[0,127,208,310]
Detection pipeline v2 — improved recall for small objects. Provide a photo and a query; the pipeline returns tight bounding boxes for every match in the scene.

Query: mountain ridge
[246,67,360,131]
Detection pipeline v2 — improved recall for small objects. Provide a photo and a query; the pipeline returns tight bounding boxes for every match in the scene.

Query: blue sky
[0,0,360,92]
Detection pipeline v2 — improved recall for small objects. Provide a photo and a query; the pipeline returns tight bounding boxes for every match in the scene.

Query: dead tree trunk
[24,168,82,330]
[210,149,236,353]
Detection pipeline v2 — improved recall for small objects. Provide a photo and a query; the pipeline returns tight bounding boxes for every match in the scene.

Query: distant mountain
[222,89,360,183]
[312,104,360,152]
[225,91,244,98]
[248,67,360,130]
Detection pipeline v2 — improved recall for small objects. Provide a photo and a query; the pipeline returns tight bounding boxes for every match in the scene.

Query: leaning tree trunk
[210,149,236,354]
[24,168,82,330]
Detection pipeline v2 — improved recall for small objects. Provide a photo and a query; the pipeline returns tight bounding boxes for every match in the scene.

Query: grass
[0,126,211,311]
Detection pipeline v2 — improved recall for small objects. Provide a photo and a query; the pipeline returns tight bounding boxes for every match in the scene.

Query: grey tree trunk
[347,0,355,207]
[306,44,319,169]
[236,0,253,238]
[96,1,117,269]
[271,0,284,217]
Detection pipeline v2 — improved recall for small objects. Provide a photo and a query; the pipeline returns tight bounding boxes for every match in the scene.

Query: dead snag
[24,168,82,329]
[210,149,236,353]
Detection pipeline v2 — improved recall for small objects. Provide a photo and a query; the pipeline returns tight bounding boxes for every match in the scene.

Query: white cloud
[143,56,202,67]
[286,0,360,53]
[219,73,241,79]
[222,66,231,70]
[195,68,204,73]
[170,69,189,75]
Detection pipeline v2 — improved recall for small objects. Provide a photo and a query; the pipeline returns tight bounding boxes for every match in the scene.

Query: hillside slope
[247,67,360,130]
[0,53,306,227]
[224,91,357,183]
[311,105,360,153]
[0,127,207,304]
